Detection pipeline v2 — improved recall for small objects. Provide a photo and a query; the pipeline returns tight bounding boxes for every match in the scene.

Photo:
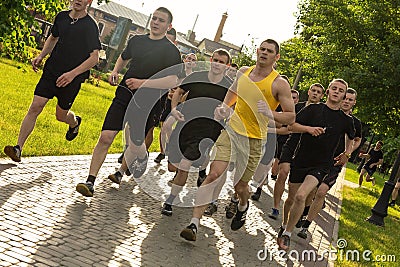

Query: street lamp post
[366,150,400,226]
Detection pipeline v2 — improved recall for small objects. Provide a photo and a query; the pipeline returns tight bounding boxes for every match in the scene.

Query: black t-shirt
[334,115,362,157]
[277,101,308,144]
[115,34,182,103]
[176,71,232,139]
[365,148,383,166]
[44,10,101,81]
[292,103,355,168]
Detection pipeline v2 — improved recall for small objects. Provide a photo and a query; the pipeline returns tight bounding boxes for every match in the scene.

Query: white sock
[282,230,291,237]
[190,218,199,230]
[238,202,248,212]
[231,195,239,202]
[282,224,287,229]
[117,166,125,175]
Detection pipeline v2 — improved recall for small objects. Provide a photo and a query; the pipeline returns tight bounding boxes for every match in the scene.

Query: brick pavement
[0,153,346,266]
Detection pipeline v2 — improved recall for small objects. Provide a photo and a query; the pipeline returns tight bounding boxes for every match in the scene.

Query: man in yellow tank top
[180,39,296,241]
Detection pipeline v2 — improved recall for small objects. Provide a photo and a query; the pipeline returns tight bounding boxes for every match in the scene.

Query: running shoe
[251,187,262,201]
[204,203,218,216]
[161,203,173,216]
[180,223,197,241]
[297,228,308,239]
[277,234,290,251]
[108,171,123,184]
[66,116,82,141]
[132,153,148,178]
[231,201,249,231]
[225,200,238,219]
[268,208,279,220]
[76,181,94,197]
[154,153,165,164]
[4,145,21,162]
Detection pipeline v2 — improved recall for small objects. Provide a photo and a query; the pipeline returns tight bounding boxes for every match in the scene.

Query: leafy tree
[0,0,109,62]
[279,0,400,138]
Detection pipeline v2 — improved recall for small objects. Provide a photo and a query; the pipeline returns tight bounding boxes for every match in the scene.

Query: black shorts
[102,87,132,131]
[320,165,343,189]
[34,71,83,110]
[289,166,329,184]
[279,143,294,164]
[126,89,167,145]
[167,133,215,167]
[260,132,277,165]
[363,164,377,176]
[160,98,172,122]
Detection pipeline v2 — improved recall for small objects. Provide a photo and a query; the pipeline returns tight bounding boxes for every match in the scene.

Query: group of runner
[4,1,388,252]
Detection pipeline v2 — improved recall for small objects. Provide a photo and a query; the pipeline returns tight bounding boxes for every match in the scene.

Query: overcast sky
[93,0,299,47]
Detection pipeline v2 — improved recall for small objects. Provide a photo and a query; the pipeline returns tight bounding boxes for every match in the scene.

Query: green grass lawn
[336,163,400,266]
[0,58,160,158]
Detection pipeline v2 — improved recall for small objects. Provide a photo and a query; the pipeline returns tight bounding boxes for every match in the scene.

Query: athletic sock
[231,195,239,203]
[87,175,96,184]
[282,230,291,237]
[166,194,176,205]
[190,218,199,229]
[282,224,287,229]
[238,202,248,212]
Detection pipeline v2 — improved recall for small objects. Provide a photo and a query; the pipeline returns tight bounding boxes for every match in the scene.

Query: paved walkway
[0,153,346,266]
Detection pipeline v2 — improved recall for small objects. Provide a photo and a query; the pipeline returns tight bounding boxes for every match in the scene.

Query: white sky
[93,0,299,47]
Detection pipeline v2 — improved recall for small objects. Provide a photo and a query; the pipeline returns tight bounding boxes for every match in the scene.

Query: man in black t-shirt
[297,88,362,239]
[76,7,182,197]
[277,78,355,251]
[161,49,232,216]
[268,83,325,220]
[358,141,384,186]
[4,0,101,163]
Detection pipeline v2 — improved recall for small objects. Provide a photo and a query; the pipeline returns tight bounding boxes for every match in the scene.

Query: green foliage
[278,0,400,137]
[0,1,110,62]
[0,0,66,62]
[232,39,257,67]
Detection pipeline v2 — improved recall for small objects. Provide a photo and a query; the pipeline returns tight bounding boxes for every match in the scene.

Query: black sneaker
[161,203,172,216]
[204,203,218,216]
[117,152,124,164]
[4,145,21,162]
[271,174,277,181]
[225,200,238,219]
[268,208,279,220]
[389,200,396,207]
[108,171,123,184]
[277,234,290,251]
[197,170,207,187]
[277,226,285,238]
[296,216,306,228]
[297,228,308,239]
[154,153,165,164]
[251,187,262,201]
[180,223,197,241]
[76,182,94,197]
[132,153,149,178]
[66,116,82,141]
[231,201,249,231]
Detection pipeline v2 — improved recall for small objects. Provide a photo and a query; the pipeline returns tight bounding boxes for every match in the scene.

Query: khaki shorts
[213,127,264,183]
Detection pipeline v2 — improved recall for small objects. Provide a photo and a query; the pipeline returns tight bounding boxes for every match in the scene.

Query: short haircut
[291,89,299,98]
[260,39,280,54]
[310,83,325,92]
[346,87,358,98]
[212,48,231,64]
[328,78,348,89]
[377,140,384,146]
[156,7,173,23]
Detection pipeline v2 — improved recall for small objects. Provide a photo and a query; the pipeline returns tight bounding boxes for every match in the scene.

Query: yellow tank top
[228,66,280,139]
